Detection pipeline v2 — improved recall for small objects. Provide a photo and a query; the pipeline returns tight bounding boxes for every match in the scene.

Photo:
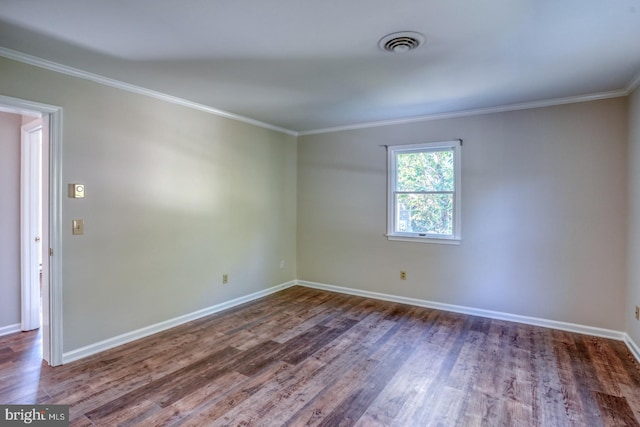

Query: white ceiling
[1,0,639,133]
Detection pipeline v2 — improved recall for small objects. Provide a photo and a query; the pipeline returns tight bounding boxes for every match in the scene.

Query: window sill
[386,234,461,245]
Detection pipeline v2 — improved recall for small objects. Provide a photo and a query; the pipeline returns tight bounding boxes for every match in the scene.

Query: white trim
[48,107,64,366]
[385,235,461,245]
[624,334,640,364]
[56,279,640,365]
[0,95,64,366]
[0,47,298,137]
[627,70,640,94]
[0,104,40,117]
[2,47,635,138]
[62,281,297,364]
[0,324,21,337]
[296,280,626,341]
[0,95,60,116]
[387,140,461,243]
[298,90,627,136]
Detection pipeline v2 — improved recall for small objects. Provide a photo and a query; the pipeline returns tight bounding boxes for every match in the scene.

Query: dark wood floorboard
[1,286,639,426]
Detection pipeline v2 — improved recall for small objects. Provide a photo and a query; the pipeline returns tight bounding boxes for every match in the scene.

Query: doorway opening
[0,95,63,366]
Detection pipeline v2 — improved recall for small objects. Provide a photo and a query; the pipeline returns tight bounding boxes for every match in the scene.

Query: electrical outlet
[280,260,285,269]
[400,270,406,280]
[636,305,639,321]
[222,274,228,284]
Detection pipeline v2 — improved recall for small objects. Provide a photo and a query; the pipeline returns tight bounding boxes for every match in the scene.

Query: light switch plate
[72,219,84,235]
[68,183,85,198]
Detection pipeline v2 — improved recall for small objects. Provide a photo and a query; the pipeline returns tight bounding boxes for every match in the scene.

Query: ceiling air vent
[379,31,425,53]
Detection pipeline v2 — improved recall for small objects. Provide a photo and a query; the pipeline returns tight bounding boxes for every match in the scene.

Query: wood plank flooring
[1,286,640,426]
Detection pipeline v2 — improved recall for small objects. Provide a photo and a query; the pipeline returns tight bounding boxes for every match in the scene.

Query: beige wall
[0,57,297,351]
[628,88,640,345]
[0,111,21,329]
[0,52,634,353]
[298,98,628,331]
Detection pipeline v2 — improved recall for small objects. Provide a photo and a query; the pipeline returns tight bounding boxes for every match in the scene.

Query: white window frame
[387,140,462,244]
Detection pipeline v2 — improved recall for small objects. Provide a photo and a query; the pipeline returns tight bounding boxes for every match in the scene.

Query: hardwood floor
[1,286,640,426]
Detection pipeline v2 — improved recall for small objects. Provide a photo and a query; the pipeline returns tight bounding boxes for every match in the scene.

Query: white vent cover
[379,31,425,53]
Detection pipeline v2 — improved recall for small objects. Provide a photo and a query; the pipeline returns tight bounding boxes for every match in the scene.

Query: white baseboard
[60,279,640,366]
[297,280,627,341]
[625,334,640,363]
[0,323,21,337]
[62,281,297,364]
[298,280,640,364]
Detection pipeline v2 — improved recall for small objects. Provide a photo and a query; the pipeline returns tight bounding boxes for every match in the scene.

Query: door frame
[1,95,63,366]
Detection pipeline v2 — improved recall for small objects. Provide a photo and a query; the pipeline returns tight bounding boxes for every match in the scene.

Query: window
[387,140,461,243]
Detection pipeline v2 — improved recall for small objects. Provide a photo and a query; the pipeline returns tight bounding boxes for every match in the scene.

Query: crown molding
[2,46,637,137]
[299,90,628,136]
[627,70,640,94]
[0,47,298,136]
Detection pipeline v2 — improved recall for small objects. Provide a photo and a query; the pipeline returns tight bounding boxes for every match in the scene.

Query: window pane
[396,193,453,235]
[396,150,454,192]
